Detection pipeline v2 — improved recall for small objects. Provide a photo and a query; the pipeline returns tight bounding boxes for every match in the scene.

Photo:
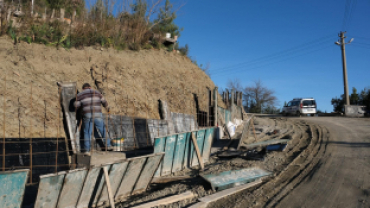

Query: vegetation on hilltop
[0,0,188,54]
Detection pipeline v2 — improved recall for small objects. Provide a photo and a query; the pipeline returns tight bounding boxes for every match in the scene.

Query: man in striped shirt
[74,83,112,154]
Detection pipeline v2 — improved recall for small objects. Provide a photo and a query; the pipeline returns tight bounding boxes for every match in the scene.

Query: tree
[350,87,359,105]
[243,80,278,113]
[151,0,181,38]
[227,78,243,91]
[331,94,345,113]
[283,101,287,106]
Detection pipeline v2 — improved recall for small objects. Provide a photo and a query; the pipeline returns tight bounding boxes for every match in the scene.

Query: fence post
[214,87,218,127]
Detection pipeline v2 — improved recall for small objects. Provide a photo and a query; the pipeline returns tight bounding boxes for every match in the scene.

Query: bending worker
[74,83,112,155]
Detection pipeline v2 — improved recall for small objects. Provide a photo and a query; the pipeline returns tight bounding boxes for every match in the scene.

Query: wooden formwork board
[0,169,29,208]
[34,153,164,208]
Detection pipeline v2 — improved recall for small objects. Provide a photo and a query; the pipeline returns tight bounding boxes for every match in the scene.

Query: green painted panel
[0,170,29,208]
[191,130,206,167]
[172,133,187,172]
[161,135,177,176]
[201,167,272,191]
[57,169,87,208]
[202,128,215,164]
[153,137,166,177]
[35,172,65,208]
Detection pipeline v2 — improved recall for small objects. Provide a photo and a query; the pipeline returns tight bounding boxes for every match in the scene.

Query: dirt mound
[0,36,225,138]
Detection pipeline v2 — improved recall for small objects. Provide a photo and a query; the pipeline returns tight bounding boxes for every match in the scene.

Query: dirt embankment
[0,36,225,138]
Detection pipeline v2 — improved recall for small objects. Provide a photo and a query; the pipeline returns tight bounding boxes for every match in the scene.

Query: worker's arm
[100,94,109,112]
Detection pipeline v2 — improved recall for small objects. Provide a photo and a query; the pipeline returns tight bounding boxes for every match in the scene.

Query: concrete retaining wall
[345,105,365,117]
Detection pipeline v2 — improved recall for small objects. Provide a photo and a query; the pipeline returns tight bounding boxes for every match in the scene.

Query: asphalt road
[276,117,370,208]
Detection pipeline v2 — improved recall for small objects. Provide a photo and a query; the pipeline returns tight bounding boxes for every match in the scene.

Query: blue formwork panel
[172,133,187,172]
[0,169,29,208]
[191,129,206,167]
[35,172,66,208]
[161,135,177,176]
[200,167,272,191]
[153,136,166,177]
[202,127,215,164]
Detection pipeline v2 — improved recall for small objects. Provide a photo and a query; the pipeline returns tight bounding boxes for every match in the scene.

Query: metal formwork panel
[76,167,104,208]
[57,169,87,208]
[153,136,166,177]
[0,169,29,208]
[191,129,206,167]
[35,172,66,208]
[133,153,164,194]
[172,133,187,172]
[115,157,146,200]
[200,167,272,191]
[202,128,215,164]
[161,135,177,176]
[60,82,79,153]
[97,162,129,205]
[91,164,113,206]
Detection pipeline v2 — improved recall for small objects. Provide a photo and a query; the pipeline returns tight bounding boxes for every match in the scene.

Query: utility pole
[335,31,353,106]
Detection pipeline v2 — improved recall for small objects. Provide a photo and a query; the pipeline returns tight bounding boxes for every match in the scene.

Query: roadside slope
[0,36,225,138]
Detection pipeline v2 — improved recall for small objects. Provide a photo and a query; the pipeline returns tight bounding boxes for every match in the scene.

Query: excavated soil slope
[0,36,225,138]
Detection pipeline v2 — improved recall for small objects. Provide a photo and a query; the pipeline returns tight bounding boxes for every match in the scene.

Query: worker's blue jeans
[83,113,111,151]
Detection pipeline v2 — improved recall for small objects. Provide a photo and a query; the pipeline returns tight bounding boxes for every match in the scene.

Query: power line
[211,44,333,77]
[210,34,335,73]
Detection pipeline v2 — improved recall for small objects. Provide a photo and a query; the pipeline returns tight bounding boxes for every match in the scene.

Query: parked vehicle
[282,98,317,116]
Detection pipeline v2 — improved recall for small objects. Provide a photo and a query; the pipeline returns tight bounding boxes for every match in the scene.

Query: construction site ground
[113,116,370,208]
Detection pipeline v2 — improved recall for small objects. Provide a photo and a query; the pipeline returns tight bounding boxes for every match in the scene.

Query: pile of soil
[0,36,225,138]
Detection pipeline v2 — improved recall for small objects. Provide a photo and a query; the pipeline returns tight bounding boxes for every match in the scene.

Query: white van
[282,98,317,116]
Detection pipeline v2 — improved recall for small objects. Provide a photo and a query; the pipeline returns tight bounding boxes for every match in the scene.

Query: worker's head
[82,83,91,90]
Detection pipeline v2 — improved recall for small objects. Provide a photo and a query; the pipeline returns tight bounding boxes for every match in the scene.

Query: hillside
[0,36,225,138]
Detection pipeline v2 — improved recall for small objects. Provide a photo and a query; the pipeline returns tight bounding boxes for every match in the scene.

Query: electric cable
[210,34,335,73]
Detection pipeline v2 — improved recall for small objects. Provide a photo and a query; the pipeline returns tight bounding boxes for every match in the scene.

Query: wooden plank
[132,154,164,194]
[90,164,112,206]
[161,135,177,176]
[97,161,129,205]
[0,169,29,208]
[200,168,271,191]
[103,166,115,208]
[190,132,204,170]
[76,167,103,208]
[202,128,215,164]
[115,157,146,201]
[153,136,166,177]
[172,133,187,172]
[57,169,87,208]
[35,172,66,208]
[191,130,206,167]
[198,179,262,204]
[131,191,196,208]
[182,132,191,169]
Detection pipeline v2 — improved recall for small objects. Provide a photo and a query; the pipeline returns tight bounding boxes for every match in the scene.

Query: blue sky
[173,0,370,112]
